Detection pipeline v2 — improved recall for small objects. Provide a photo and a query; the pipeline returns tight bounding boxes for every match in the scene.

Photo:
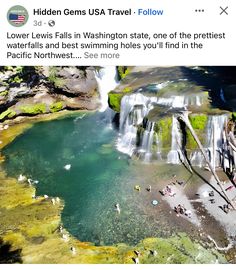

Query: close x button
[220,6,229,15]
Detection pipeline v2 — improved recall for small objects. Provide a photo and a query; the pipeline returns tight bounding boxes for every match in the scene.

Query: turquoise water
[2,113,177,245]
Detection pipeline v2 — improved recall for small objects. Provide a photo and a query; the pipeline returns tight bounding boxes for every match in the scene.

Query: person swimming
[134,185,141,191]
[115,203,121,214]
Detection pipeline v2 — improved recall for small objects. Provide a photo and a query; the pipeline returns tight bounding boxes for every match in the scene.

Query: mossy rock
[48,67,65,88]
[0,109,16,121]
[49,102,64,113]
[231,112,236,122]
[9,75,23,84]
[117,66,131,80]
[132,233,226,264]
[108,87,133,112]
[19,103,47,115]
[189,114,208,130]
[0,90,8,97]
[186,114,208,149]
[108,92,123,112]
[3,66,14,71]
[154,117,172,150]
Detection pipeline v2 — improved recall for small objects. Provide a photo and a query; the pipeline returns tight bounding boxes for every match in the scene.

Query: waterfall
[155,132,162,160]
[156,96,185,108]
[190,114,228,168]
[119,93,156,132]
[206,115,228,170]
[190,151,205,167]
[117,93,157,156]
[116,90,221,166]
[195,96,202,106]
[95,66,118,112]
[117,94,186,159]
[156,95,203,109]
[140,120,155,162]
[172,96,185,108]
[184,95,202,107]
[167,116,183,164]
[158,96,186,164]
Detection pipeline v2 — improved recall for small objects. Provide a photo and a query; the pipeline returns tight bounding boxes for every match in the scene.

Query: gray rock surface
[0,66,100,121]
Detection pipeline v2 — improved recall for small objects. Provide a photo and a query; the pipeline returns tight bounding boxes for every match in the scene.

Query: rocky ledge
[0,66,100,122]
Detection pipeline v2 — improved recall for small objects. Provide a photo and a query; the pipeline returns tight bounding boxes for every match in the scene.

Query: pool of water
[2,113,185,245]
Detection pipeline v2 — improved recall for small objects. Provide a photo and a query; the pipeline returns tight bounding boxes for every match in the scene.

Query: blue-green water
[2,113,176,245]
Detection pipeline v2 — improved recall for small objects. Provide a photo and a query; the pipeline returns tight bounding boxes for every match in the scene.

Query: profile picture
[7,5,29,27]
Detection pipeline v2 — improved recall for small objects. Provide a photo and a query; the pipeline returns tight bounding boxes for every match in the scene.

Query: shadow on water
[180,66,236,110]
[0,238,22,264]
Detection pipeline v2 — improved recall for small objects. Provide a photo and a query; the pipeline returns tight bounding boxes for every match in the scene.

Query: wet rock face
[0,66,100,121]
[56,67,98,97]
[8,84,33,102]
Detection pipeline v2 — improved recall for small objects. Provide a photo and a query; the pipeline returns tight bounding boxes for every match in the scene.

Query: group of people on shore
[222,204,231,214]
[160,175,193,218]
[161,184,176,197]
[160,175,185,197]
[174,204,192,218]
[203,188,234,214]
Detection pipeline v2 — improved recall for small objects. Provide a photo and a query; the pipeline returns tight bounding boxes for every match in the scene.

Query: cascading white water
[159,96,186,164]
[190,114,228,169]
[184,95,202,107]
[117,94,186,159]
[171,96,185,108]
[140,120,155,162]
[167,116,183,164]
[156,97,174,107]
[190,151,205,167]
[157,95,203,108]
[95,66,118,112]
[117,93,157,156]
[206,115,228,170]
[119,93,156,131]
[117,91,214,165]
[195,96,202,106]
[162,95,203,165]
[156,95,185,108]
[155,132,162,160]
